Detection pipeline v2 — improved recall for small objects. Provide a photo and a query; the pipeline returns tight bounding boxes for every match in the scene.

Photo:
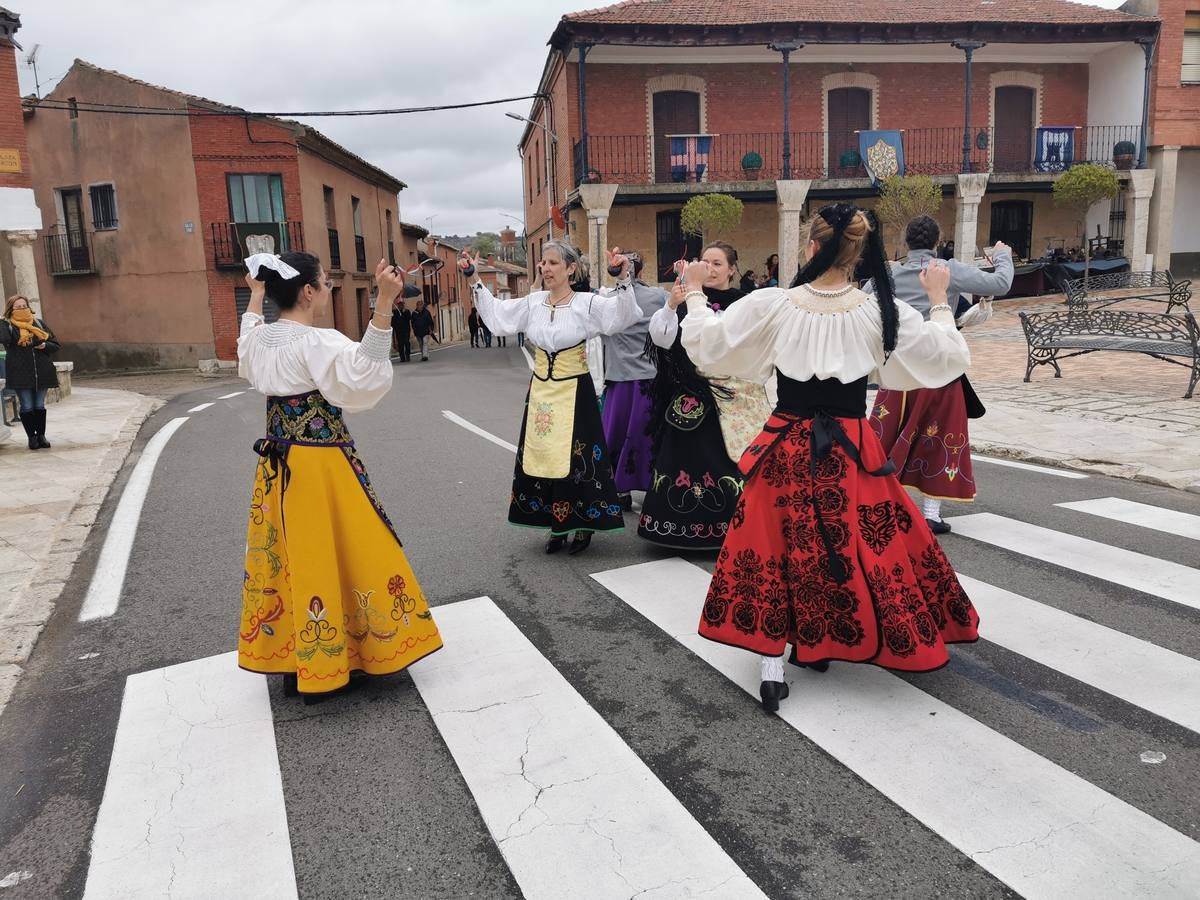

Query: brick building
[515,0,1171,288]
[0,8,41,308]
[25,60,407,370]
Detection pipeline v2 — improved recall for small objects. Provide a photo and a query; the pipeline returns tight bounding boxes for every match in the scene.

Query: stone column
[1146,146,1178,273]
[1125,167,1157,272]
[776,179,812,285]
[954,173,991,263]
[4,230,42,316]
[578,182,618,288]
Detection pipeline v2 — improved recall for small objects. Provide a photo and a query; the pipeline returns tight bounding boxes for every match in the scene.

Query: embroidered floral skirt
[509,374,625,536]
[870,381,976,502]
[699,412,979,672]
[238,392,442,694]
[601,379,655,493]
[638,407,743,550]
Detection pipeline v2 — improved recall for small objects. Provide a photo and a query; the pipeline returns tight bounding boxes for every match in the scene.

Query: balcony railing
[43,230,96,276]
[354,235,367,272]
[212,221,304,269]
[573,125,1144,186]
[328,227,342,270]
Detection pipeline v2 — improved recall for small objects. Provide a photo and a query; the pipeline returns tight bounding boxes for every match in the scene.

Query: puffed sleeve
[472,281,533,337]
[240,311,263,339]
[648,304,680,349]
[582,277,639,337]
[306,324,395,413]
[679,288,782,383]
[875,301,971,390]
[955,299,994,327]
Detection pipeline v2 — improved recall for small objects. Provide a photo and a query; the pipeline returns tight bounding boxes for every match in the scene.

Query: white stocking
[760,653,786,683]
[922,497,943,522]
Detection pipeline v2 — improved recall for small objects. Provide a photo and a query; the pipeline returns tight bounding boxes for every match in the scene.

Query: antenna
[26,44,41,97]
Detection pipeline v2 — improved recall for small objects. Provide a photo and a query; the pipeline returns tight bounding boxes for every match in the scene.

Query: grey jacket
[600,280,668,382]
[873,247,1014,320]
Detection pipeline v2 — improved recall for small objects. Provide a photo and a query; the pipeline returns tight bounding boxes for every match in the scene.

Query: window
[351,196,363,236]
[323,186,336,227]
[235,286,280,324]
[527,154,533,205]
[385,209,395,265]
[535,138,542,194]
[1185,13,1200,84]
[228,174,284,223]
[656,210,702,284]
[351,196,366,271]
[89,183,118,230]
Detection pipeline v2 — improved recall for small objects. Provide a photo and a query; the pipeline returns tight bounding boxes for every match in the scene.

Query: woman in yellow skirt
[237,252,442,700]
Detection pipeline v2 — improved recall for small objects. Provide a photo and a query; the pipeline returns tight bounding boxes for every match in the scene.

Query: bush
[680,193,744,238]
[741,151,763,170]
[875,175,943,256]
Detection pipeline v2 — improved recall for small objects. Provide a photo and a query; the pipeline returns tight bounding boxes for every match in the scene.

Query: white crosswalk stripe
[1057,496,1200,541]
[946,512,1200,610]
[593,557,1200,899]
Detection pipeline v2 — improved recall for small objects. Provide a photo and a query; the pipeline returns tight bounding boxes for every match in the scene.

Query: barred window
[90,183,118,230]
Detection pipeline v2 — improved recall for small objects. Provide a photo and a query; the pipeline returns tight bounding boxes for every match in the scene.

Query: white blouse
[471,279,640,352]
[680,285,970,391]
[237,313,395,413]
[648,304,681,349]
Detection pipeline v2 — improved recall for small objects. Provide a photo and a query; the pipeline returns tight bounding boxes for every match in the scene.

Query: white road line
[187,402,214,413]
[520,345,535,370]
[409,596,765,900]
[958,574,1200,734]
[217,391,245,400]
[84,652,296,900]
[593,558,1200,898]
[78,417,189,622]
[946,512,1200,611]
[441,409,518,454]
[972,454,1089,478]
[1057,497,1200,541]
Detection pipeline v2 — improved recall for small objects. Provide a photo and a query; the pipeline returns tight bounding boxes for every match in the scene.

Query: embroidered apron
[522,342,589,479]
[710,376,775,464]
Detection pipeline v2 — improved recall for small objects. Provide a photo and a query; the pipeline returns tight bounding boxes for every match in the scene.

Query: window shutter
[1185,23,1200,83]
[235,287,280,324]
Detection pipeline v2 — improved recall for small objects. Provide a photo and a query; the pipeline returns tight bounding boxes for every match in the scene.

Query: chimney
[500,227,517,245]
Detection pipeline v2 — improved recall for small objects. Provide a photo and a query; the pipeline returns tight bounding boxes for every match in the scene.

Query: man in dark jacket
[392,301,413,362]
[468,308,481,348]
[412,301,435,361]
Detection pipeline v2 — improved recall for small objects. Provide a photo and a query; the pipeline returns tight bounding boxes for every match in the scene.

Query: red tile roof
[563,0,1148,27]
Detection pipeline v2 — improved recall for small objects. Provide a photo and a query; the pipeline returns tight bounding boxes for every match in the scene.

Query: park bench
[1062,270,1192,314]
[1019,308,1200,399]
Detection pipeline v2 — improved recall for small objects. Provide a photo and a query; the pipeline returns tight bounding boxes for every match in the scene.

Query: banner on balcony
[858,130,905,184]
[1035,127,1074,173]
[669,134,712,183]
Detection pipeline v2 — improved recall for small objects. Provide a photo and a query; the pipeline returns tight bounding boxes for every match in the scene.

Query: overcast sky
[18,0,1127,236]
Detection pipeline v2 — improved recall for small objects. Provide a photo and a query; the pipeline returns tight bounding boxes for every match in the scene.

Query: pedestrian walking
[868,217,1011,534]
[461,242,639,556]
[468,308,481,348]
[678,205,978,713]
[392,299,413,362]
[236,253,442,701]
[412,300,435,361]
[0,294,59,450]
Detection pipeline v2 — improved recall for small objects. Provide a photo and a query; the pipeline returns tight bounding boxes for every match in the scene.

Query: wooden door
[827,88,871,178]
[988,200,1033,260]
[993,87,1034,173]
[61,188,91,270]
[653,91,700,184]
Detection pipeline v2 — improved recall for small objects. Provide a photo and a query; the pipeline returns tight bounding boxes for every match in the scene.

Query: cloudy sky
[17,0,1127,236]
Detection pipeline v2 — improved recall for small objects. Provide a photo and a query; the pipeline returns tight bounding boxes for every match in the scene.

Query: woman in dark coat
[0,294,59,450]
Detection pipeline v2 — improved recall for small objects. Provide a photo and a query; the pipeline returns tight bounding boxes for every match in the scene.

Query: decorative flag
[1035,127,1074,173]
[669,135,712,183]
[858,130,905,184]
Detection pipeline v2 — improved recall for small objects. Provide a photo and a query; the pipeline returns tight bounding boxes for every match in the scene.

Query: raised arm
[679,258,780,382]
[648,303,680,349]
[877,262,971,389]
[949,242,1014,297]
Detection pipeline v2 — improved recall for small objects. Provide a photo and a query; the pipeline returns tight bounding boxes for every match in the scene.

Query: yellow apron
[522,342,589,479]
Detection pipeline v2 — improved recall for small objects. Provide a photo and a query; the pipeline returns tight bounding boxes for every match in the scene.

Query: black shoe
[567,531,592,555]
[759,680,790,713]
[282,674,299,697]
[926,518,952,535]
[546,534,567,554]
[787,646,829,672]
[617,492,633,511]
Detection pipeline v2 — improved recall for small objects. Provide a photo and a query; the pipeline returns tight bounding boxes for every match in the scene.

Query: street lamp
[505,111,557,239]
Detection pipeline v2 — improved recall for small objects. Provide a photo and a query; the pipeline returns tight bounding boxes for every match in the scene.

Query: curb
[971,440,1200,494]
[0,393,163,717]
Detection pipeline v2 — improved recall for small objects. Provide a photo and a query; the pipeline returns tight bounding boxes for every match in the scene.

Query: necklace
[805,282,855,297]
[547,290,574,322]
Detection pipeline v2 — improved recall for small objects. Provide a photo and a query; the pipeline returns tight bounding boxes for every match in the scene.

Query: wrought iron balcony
[212,221,304,269]
[43,229,96,276]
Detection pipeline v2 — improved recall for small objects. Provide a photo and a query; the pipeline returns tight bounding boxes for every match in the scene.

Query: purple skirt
[601,379,655,492]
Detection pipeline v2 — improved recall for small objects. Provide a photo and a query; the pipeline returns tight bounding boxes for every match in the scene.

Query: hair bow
[245,253,300,280]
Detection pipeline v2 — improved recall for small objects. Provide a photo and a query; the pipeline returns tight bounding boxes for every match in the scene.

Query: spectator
[468,307,481,348]
[412,300,435,361]
[739,269,757,292]
[392,299,413,362]
[0,294,59,450]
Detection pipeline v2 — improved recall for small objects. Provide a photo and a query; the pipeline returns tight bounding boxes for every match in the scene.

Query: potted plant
[839,148,862,170]
[740,150,763,181]
[1113,140,1137,171]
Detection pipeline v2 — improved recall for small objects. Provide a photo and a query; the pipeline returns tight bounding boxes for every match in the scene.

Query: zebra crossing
[82,494,1200,899]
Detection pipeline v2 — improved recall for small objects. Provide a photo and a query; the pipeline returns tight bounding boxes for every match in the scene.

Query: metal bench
[1019,309,1200,399]
[1062,270,1191,314]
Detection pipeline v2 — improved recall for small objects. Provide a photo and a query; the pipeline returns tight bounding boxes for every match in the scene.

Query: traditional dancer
[237,253,442,700]
[599,249,668,508]
[639,241,773,549]
[679,205,979,712]
[868,216,1012,534]
[461,242,639,556]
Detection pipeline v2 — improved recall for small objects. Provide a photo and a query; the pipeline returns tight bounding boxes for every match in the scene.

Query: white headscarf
[244,253,300,280]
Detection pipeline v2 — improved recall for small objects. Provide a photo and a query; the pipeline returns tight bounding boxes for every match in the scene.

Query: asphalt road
[1,341,1198,899]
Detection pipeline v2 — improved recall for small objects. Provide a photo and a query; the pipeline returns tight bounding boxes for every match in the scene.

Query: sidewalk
[964,297,1200,493]
[0,387,160,712]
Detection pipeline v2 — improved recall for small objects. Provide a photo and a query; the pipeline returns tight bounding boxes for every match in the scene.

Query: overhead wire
[28,93,547,118]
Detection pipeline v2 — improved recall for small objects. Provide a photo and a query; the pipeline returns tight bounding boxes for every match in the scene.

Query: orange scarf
[9,309,49,347]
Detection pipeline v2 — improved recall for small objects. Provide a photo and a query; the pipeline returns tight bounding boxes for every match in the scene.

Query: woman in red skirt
[679,205,980,712]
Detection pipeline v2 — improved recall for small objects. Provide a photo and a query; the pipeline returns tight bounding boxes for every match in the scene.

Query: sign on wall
[0,149,21,173]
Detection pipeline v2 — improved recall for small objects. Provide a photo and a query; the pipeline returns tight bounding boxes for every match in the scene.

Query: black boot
[21,413,39,450]
[34,409,50,448]
[545,533,567,554]
[567,531,592,555]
